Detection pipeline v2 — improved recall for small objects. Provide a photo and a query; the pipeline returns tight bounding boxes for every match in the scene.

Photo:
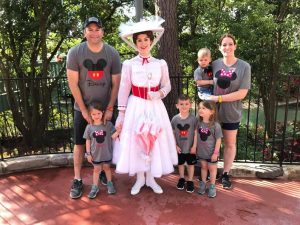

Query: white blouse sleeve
[159,59,171,98]
[117,60,132,110]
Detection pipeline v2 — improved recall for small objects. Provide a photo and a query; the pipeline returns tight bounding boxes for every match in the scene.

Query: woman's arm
[211,89,249,102]
[117,61,132,111]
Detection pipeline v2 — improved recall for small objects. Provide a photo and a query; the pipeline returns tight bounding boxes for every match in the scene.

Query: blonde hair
[197,48,211,59]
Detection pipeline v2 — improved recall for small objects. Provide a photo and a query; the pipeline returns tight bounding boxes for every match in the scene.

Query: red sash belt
[132,84,160,99]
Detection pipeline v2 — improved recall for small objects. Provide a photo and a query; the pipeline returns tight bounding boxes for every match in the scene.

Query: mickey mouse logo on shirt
[93,130,106,143]
[84,59,107,80]
[204,65,213,79]
[215,68,237,89]
[199,127,211,141]
[177,124,190,136]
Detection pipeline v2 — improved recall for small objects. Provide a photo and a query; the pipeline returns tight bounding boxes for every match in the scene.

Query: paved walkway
[0,167,299,225]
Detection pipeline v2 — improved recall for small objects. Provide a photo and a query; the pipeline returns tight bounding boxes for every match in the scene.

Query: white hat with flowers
[119,16,165,51]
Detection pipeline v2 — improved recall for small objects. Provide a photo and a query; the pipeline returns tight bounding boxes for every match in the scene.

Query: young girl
[197,101,222,198]
[83,101,120,199]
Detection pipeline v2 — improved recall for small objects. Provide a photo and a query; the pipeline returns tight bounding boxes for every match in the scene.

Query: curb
[0,153,299,179]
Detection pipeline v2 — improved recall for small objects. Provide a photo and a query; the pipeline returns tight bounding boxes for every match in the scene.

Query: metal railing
[0,74,299,165]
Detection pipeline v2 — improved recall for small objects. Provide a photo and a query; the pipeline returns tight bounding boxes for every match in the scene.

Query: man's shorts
[178,153,197,165]
[74,110,88,145]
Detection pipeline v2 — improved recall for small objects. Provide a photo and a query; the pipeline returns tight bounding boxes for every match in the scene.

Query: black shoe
[186,181,194,193]
[176,178,185,190]
[70,179,83,199]
[99,170,107,185]
[221,173,232,189]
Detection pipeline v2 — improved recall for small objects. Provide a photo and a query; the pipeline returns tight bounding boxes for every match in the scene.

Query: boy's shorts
[178,153,197,165]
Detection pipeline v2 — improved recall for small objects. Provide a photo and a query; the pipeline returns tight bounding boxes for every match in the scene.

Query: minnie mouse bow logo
[84,59,107,80]
[220,69,233,78]
[93,130,106,143]
[201,128,209,134]
[215,68,237,89]
[199,127,211,141]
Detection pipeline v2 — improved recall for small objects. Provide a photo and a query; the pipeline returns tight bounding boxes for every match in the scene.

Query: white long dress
[115,55,178,177]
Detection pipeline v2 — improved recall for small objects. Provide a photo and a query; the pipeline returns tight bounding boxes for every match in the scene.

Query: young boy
[171,94,198,193]
[194,48,214,97]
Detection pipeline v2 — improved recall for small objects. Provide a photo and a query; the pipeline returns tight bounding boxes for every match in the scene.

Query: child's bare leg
[103,164,112,182]
[178,164,185,178]
[187,165,194,181]
[93,164,102,186]
[200,160,208,182]
[208,163,217,185]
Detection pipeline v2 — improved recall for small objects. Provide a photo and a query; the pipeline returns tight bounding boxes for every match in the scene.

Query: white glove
[115,112,125,128]
[198,92,212,101]
[148,91,161,100]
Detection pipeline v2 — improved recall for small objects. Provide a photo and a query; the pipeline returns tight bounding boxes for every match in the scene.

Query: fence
[0,74,299,165]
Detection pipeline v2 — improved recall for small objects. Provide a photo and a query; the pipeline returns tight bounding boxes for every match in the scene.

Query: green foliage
[0,0,133,148]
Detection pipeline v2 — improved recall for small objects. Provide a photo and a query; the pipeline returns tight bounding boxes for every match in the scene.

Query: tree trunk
[155,0,181,118]
[260,0,287,138]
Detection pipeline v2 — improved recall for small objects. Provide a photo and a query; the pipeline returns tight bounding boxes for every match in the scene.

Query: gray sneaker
[107,181,116,194]
[198,181,206,195]
[70,179,83,199]
[208,184,216,198]
[88,185,99,199]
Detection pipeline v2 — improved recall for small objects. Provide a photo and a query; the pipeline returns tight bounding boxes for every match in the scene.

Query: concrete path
[0,167,299,225]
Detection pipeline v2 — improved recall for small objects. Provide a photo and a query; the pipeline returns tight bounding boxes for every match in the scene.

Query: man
[67,17,121,199]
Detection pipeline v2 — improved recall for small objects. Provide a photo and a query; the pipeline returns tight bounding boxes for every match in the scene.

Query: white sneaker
[146,173,163,194]
[131,174,145,195]
[147,181,163,194]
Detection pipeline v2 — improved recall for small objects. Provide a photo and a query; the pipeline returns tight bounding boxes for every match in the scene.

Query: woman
[115,17,177,195]
[201,33,251,189]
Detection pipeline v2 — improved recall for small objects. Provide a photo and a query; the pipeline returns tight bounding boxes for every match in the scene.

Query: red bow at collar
[140,56,150,65]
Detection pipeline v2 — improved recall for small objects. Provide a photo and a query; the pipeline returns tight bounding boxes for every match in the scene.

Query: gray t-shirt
[197,121,223,159]
[171,114,198,154]
[66,42,121,111]
[83,122,116,163]
[194,66,214,89]
[212,59,251,123]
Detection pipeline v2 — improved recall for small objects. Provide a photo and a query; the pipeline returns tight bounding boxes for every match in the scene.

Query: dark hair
[132,30,154,44]
[88,101,105,112]
[198,100,217,127]
[177,94,190,102]
[219,33,236,45]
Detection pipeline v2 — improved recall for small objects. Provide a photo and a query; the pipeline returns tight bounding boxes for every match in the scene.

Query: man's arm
[108,73,121,108]
[67,68,91,123]
[103,73,120,122]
